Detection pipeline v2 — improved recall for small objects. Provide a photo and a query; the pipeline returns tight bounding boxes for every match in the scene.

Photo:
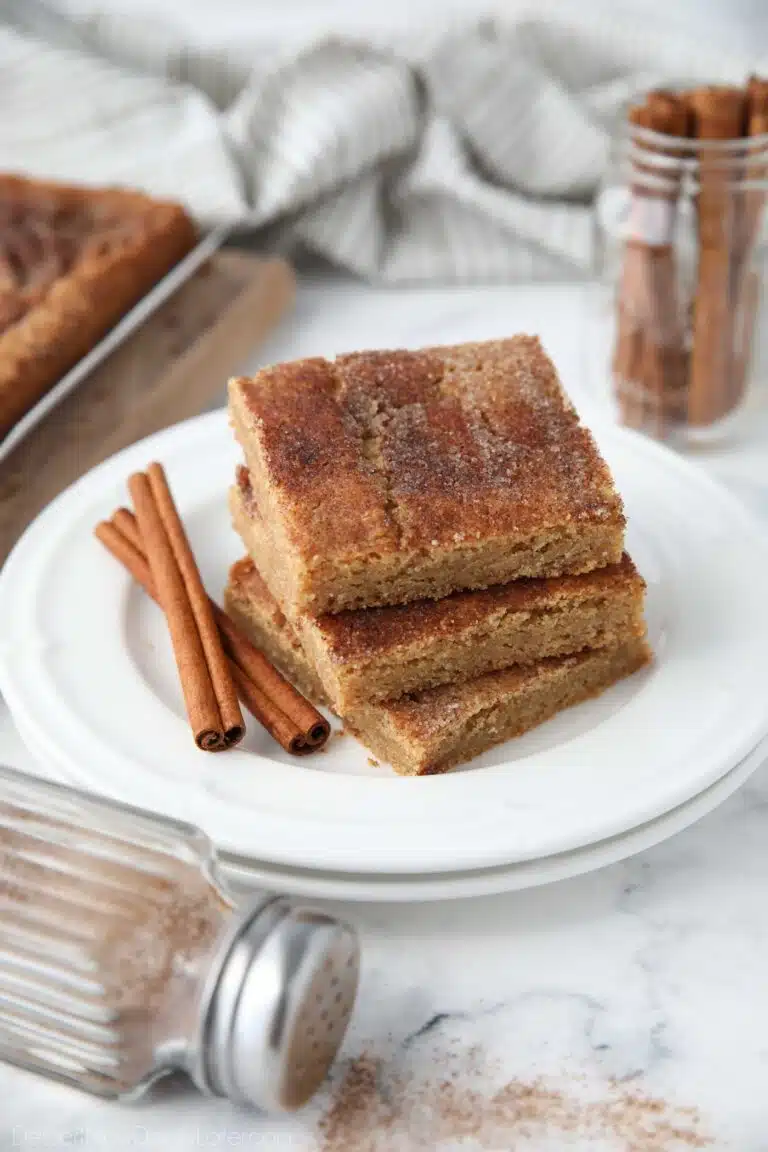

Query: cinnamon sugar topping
[0,193,140,333]
[238,338,622,553]
[229,338,625,615]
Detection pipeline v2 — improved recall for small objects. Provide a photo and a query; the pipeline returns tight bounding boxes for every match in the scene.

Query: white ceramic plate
[12,705,768,903]
[223,734,768,899]
[2,411,768,875]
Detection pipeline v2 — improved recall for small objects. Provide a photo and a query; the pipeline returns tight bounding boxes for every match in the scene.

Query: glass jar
[588,107,768,445]
[0,764,359,1111]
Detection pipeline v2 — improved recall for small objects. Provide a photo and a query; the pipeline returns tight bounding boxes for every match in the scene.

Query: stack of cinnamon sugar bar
[226,336,650,775]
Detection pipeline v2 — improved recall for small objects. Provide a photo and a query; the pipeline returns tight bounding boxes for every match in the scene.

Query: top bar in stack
[228,337,625,617]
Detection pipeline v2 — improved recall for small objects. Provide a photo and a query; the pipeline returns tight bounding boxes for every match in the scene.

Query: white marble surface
[2,278,768,1150]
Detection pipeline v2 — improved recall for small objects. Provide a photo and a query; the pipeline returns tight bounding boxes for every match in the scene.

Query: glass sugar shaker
[0,764,359,1111]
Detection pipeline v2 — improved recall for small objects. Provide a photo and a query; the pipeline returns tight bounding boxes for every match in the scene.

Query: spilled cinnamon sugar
[318,1055,711,1151]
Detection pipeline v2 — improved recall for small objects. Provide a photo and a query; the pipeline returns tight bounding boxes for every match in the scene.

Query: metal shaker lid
[202,897,359,1112]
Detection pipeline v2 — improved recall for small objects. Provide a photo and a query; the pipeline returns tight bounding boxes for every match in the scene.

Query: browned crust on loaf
[348,637,651,775]
[0,173,198,438]
[309,553,643,663]
[364,641,649,752]
[224,555,652,776]
[231,463,625,618]
[228,337,624,607]
[225,558,331,707]
[228,534,646,708]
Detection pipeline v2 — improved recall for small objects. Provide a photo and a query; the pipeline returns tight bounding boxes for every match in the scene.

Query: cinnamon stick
[687,86,746,426]
[112,507,328,748]
[743,75,768,236]
[214,608,329,747]
[96,512,329,755]
[645,91,691,433]
[731,76,768,405]
[613,94,689,436]
[613,101,654,431]
[127,469,242,751]
[95,518,155,594]
[148,462,245,744]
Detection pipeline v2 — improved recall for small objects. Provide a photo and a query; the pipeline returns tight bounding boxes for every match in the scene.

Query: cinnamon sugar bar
[231,480,646,710]
[228,337,625,616]
[0,174,197,438]
[225,557,651,777]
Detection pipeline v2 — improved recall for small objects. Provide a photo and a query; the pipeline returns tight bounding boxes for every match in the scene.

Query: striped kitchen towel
[0,0,764,283]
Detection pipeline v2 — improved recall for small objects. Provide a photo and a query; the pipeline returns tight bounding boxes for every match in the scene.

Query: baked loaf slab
[225,557,651,777]
[231,480,646,710]
[228,337,625,616]
[0,174,197,438]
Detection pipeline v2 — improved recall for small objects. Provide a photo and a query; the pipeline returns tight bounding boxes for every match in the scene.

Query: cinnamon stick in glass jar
[613,92,689,435]
[731,77,768,405]
[687,86,746,427]
[643,90,690,431]
[612,101,652,431]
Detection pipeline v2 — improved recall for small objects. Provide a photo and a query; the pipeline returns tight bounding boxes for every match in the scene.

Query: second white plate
[2,411,768,875]
[13,698,768,903]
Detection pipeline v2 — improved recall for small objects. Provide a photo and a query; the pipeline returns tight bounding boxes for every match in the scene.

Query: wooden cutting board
[0,251,295,563]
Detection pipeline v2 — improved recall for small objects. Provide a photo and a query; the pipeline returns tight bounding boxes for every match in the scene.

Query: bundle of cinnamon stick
[95,462,329,755]
[612,78,768,437]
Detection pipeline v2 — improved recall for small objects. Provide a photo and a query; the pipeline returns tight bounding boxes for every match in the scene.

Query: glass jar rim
[628,121,768,155]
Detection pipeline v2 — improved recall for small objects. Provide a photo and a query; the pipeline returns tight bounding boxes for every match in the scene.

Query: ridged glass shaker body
[0,765,359,1111]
